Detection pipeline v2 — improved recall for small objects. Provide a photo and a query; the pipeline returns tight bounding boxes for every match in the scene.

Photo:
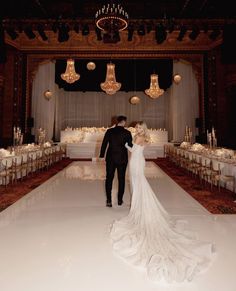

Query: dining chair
[211,159,235,192]
[0,158,13,186]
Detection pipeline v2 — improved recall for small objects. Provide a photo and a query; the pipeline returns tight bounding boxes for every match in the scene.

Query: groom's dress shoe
[118,200,123,206]
[106,202,112,207]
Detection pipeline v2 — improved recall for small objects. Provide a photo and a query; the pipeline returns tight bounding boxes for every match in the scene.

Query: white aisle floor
[0,161,236,291]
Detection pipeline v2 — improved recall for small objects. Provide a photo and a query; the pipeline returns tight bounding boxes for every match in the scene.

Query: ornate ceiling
[1,0,235,20]
[1,1,235,52]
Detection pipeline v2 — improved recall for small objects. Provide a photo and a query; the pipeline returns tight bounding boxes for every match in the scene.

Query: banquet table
[60,128,169,159]
[0,144,62,185]
[176,146,236,192]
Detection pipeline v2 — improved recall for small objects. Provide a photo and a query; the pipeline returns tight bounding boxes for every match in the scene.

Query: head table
[60,127,170,159]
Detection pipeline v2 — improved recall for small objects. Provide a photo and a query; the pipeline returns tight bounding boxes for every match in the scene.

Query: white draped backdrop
[31,60,199,143]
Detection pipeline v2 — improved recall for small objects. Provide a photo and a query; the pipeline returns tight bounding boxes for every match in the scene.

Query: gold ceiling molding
[5,30,222,52]
[2,18,234,29]
[25,52,204,61]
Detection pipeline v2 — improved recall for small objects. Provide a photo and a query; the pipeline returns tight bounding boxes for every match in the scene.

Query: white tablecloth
[177,147,236,191]
[60,128,168,159]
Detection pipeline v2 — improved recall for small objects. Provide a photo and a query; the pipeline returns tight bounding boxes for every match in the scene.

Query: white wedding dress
[110,143,214,283]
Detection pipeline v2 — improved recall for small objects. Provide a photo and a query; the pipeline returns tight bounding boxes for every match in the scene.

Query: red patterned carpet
[153,158,236,214]
[1,158,236,214]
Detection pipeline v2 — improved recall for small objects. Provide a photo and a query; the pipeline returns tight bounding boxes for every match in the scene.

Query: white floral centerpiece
[62,126,167,144]
[180,141,191,149]
[22,143,38,151]
[0,149,12,158]
[190,143,205,152]
[43,142,52,148]
[214,148,235,159]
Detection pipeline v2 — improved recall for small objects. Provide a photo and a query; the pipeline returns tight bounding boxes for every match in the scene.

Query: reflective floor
[0,161,235,291]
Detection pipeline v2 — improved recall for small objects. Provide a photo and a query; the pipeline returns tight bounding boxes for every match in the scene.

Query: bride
[110,121,214,283]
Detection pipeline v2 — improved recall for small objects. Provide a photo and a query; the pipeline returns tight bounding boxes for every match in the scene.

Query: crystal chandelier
[61,59,80,84]
[145,74,164,99]
[101,62,121,95]
[95,2,128,32]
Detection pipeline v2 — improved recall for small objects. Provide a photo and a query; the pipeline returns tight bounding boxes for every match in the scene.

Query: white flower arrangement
[62,127,167,144]
[43,142,52,148]
[214,148,235,159]
[0,149,12,158]
[180,142,191,149]
[190,143,205,152]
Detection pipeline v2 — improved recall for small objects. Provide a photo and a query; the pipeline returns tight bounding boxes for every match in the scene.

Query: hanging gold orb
[129,95,140,105]
[44,90,53,100]
[87,61,96,70]
[173,74,182,84]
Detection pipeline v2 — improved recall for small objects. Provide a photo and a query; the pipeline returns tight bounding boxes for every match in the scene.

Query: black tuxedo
[99,126,133,204]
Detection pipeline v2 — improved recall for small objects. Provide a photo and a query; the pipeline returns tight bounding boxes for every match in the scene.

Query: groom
[99,115,133,207]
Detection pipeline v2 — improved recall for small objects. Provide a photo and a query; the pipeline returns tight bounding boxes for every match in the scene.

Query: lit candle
[212,127,215,138]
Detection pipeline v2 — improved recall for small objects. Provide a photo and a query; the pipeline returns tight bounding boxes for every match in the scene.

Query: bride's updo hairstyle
[135,121,150,143]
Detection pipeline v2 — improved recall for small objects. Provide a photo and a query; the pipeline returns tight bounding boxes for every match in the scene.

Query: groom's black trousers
[105,160,127,203]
